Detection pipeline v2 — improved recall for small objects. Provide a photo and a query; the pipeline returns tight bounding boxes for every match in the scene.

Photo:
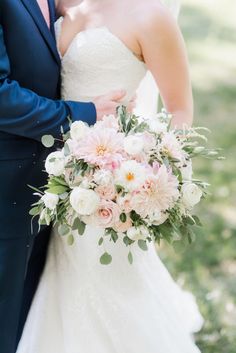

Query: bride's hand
[93,90,127,121]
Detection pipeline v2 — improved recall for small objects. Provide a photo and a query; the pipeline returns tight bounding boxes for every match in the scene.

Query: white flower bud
[45,151,65,176]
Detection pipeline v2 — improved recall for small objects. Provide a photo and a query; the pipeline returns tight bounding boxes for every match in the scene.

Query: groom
[0,1,127,352]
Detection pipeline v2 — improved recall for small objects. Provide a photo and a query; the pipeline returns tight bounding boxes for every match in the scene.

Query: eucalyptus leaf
[100,252,112,265]
[120,213,127,223]
[58,224,70,236]
[67,234,74,246]
[138,239,148,251]
[128,251,133,265]
[41,135,55,148]
[192,215,202,227]
[110,230,118,243]
[123,235,134,246]
[98,237,104,246]
[29,207,40,216]
[64,142,70,157]
[72,218,86,235]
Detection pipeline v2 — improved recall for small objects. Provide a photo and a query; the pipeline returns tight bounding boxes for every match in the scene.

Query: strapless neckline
[56,18,145,66]
[55,17,147,104]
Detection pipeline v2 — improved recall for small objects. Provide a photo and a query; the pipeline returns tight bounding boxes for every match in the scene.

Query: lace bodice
[55,18,147,104]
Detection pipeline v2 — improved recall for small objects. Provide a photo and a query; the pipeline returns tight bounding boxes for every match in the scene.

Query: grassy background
[159,1,236,352]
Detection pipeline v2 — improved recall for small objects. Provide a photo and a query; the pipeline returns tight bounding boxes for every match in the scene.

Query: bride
[17,0,204,352]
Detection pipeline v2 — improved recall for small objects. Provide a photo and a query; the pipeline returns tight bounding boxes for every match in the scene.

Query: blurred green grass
[159,1,236,352]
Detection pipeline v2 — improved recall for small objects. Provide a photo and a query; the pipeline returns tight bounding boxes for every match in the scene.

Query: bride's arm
[138,5,193,128]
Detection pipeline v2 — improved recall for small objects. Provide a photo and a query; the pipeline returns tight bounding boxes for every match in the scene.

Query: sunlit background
[160,0,236,352]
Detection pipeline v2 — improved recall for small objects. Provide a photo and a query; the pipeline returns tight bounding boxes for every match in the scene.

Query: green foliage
[72,218,86,235]
[41,135,55,148]
[128,251,133,265]
[58,224,70,236]
[100,252,113,265]
[67,234,74,246]
[138,240,148,251]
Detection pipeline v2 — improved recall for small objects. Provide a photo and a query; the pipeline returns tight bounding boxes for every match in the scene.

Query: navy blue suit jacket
[0,0,97,239]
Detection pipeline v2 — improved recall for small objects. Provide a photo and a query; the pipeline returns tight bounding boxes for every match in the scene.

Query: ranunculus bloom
[45,151,65,176]
[182,183,202,208]
[70,187,100,215]
[70,121,89,142]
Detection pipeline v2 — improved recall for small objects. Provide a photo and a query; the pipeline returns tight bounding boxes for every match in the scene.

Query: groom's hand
[93,90,127,121]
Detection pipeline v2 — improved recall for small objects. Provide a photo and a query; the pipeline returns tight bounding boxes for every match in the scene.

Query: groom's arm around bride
[0,1,125,353]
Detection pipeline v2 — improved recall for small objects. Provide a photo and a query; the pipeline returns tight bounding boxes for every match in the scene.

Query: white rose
[45,151,65,176]
[70,121,89,141]
[42,193,59,210]
[70,187,100,215]
[93,170,113,186]
[123,135,144,155]
[182,183,203,208]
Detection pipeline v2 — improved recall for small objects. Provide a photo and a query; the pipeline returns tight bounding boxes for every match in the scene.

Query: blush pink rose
[95,184,116,201]
[93,200,120,228]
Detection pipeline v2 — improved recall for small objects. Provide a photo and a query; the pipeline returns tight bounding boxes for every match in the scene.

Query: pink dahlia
[130,165,180,218]
[74,128,124,169]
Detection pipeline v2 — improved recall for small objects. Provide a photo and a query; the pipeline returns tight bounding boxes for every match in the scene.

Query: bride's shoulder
[134,0,179,40]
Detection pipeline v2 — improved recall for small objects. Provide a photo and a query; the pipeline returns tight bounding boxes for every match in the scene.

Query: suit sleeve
[0,25,97,141]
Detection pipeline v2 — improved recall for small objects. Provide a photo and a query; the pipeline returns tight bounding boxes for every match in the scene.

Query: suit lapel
[48,0,56,38]
[21,0,60,65]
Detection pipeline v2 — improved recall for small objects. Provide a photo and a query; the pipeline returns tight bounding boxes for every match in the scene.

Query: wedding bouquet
[30,107,221,264]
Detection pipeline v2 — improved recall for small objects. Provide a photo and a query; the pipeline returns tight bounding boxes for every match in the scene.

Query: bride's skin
[56,0,193,128]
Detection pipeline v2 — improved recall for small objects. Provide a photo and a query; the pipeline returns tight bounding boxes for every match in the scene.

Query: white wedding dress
[17,18,204,353]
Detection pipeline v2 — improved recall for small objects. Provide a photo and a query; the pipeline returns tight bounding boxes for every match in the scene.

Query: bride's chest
[60,27,146,79]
